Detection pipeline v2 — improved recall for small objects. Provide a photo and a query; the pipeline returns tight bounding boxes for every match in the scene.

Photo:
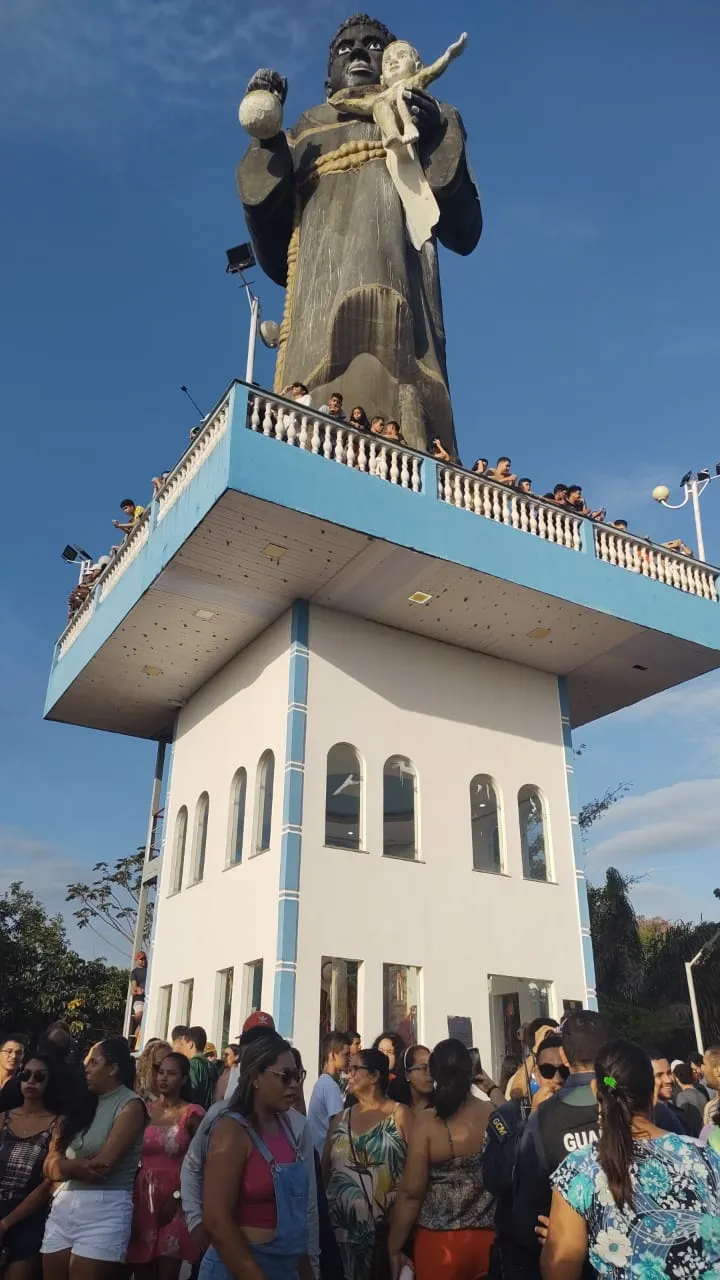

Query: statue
[236,14,482,454]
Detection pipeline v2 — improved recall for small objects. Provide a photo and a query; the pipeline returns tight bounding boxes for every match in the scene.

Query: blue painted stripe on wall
[273,600,310,1038]
[558,676,598,1008]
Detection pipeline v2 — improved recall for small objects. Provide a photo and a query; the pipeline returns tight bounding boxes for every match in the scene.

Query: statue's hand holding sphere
[240,68,288,140]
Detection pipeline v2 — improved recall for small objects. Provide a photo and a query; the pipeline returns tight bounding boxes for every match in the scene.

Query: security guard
[512,1012,613,1279]
[482,1033,565,1279]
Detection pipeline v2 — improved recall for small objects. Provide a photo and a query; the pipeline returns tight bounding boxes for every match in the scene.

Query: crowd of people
[278,385,695,554]
[0,1011,719,1280]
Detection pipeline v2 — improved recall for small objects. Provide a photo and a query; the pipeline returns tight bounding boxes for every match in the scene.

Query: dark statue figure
[236,14,482,454]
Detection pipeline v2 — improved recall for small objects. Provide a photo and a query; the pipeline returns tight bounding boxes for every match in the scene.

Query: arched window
[170,806,187,893]
[190,792,209,884]
[255,751,275,853]
[325,743,362,850]
[383,756,417,859]
[518,785,549,881]
[470,775,502,873]
[227,768,247,866]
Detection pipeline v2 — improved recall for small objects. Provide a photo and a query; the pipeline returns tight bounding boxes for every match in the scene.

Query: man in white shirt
[307,1031,351,1153]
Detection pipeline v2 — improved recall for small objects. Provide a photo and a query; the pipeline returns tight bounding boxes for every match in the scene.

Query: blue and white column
[558,676,598,1011]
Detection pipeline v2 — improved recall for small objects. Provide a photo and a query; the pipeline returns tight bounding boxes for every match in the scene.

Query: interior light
[194,609,216,621]
[408,591,432,605]
[263,543,287,559]
[142,665,164,678]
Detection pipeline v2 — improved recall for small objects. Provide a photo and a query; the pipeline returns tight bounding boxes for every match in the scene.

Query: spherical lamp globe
[652,484,670,503]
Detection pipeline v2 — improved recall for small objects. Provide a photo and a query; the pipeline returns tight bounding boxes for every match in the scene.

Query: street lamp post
[685,924,720,1053]
[225,243,280,385]
[652,467,720,563]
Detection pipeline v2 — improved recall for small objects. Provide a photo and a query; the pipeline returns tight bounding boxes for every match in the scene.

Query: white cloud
[586,777,720,864]
[0,0,339,142]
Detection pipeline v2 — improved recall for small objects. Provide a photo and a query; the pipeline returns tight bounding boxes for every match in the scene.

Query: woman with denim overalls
[200,1034,313,1280]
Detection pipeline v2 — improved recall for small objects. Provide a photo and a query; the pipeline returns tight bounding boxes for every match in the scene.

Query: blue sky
[1,0,719,957]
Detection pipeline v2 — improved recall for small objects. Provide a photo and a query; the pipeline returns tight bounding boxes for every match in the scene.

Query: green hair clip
[603,1075,618,1090]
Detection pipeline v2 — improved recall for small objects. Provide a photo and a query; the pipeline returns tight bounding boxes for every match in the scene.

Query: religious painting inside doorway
[500,992,520,1059]
[319,957,359,1067]
[383,964,419,1046]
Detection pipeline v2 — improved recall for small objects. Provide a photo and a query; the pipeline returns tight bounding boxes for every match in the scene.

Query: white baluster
[481,483,492,520]
[537,505,548,539]
[528,502,539,537]
[323,424,333,459]
[509,493,520,529]
[286,411,297,445]
[358,437,368,472]
[378,447,389,480]
[250,396,261,432]
[400,452,410,487]
[310,418,321,454]
[262,400,274,436]
[519,497,529,532]
[389,448,400,485]
[334,429,345,463]
[471,479,482,515]
[345,433,356,469]
[298,415,309,450]
[453,471,463,508]
[412,458,422,492]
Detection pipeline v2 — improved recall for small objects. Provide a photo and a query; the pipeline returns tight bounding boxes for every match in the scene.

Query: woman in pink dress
[127,1052,204,1280]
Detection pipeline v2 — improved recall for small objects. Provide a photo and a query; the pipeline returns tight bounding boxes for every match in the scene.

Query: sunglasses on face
[268,1068,306,1086]
[20,1069,48,1084]
[537,1062,570,1081]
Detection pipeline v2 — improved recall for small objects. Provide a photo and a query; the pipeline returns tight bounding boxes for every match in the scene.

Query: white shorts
[42,1187,134,1262]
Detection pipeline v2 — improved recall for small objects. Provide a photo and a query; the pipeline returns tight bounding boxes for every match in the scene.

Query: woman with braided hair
[542,1039,720,1279]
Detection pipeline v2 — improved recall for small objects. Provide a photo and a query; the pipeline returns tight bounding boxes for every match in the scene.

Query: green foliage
[66,849,150,949]
[588,867,720,1053]
[0,882,126,1044]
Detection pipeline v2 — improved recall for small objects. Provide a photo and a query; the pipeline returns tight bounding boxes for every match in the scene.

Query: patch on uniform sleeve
[489,1113,509,1139]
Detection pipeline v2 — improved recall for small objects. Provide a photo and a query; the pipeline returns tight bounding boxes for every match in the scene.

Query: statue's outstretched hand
[246,68,288,104]
[402,88,444,143]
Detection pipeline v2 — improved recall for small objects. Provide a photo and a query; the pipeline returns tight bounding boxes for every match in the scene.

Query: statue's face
[327,23,390,94]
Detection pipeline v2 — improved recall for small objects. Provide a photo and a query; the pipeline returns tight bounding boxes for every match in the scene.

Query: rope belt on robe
[274,138,386,391]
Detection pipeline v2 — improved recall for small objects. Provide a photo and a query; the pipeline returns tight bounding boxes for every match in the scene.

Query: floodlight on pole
[651,468,720,563]
[225,244,280,383]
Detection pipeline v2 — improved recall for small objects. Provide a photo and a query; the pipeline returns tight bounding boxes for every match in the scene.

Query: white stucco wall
[295,608,586,1077]
[146,604,587,1079]
[146,613,291,1045]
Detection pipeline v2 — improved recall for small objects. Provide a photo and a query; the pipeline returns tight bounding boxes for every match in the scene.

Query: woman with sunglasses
[200,1032,318,1280]
[0,1055,65,1280]
[389,1046,434,1114]
[42,1037,146,1280]
[324,1048,411,1280]
[127,1053,204,1280]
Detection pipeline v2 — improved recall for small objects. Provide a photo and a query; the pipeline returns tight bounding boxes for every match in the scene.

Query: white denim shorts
[42,1186,134,1262]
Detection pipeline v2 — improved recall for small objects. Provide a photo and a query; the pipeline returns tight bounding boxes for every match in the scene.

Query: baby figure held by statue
[362,32,467,149]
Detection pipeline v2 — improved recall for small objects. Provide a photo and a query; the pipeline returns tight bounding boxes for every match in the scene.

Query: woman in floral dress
[127,1052,204,1280]
[543,1039,720,1279]
[324,1048,411,1280]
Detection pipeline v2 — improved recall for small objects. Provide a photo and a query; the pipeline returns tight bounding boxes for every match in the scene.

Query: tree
[588,867,720,1054]
[578,782,629,833]
[0,883,126,1043]
[66,848,150,956]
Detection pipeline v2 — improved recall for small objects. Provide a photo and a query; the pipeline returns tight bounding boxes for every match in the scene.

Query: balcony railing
[53,383,720,662]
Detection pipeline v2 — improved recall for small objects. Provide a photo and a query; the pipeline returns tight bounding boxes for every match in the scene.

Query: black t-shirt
[131,966,147,997]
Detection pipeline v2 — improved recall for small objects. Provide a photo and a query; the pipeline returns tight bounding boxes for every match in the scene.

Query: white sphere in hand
[239,90,283,139]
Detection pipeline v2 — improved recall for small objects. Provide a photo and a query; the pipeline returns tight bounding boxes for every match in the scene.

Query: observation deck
[45,381,720,738]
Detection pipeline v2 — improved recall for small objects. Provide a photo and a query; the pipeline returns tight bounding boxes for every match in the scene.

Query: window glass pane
[195,793,209,881]
[171,808,187,893]
[325,744,362,849]
[470,775,502,872]
[179,978,194,1025]
[158,985,172,1040]
[229,769,247,866]
[217,968,234,1050]
[319,957,359,1041]
[518,785,548,881]
[244,960,263,1016]
[382,964,420,1047]
[383,757,416,858]
[257,753,275,852]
